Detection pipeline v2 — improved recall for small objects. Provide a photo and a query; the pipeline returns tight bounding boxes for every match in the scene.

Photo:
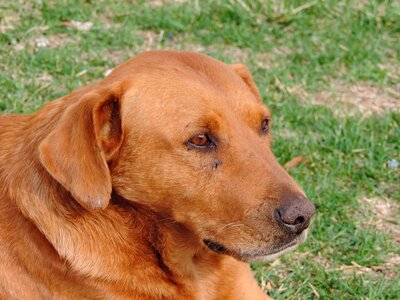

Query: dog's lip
[203,238,298,260]
[203,239,228,254]
[203,230,308,261]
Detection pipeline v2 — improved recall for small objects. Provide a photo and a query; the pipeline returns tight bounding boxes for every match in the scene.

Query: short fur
[0,51,314,299]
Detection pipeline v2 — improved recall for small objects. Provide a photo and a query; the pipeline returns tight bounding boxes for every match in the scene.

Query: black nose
[275,195,316,234]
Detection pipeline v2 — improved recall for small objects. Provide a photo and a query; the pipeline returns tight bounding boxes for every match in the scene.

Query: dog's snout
[275,195,316,234]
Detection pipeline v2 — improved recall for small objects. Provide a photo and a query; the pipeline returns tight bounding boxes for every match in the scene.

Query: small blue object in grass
[387,159,399,170]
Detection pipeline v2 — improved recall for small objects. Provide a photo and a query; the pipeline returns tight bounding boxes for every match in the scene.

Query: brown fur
[0,51,314,299]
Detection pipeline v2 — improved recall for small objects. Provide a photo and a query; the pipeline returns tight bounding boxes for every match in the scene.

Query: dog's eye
[261,118,270,134]
[188,133,215,149]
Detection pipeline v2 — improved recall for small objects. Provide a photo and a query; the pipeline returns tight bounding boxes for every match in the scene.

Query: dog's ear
[39,86,123,210]
[231,64,262,102]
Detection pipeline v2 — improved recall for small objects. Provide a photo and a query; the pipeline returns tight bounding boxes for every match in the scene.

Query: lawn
[1,0,399,299]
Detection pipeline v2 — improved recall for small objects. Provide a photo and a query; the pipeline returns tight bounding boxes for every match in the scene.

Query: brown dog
[0,51,315,299]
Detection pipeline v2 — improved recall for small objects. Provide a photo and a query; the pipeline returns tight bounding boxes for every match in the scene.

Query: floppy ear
[231,63,262,102]
[39,87,123,210]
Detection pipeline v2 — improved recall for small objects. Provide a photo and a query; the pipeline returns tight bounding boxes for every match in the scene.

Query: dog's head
[39,51,315,262]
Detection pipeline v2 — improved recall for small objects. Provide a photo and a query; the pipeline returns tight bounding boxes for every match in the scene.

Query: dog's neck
[111,193,212,276]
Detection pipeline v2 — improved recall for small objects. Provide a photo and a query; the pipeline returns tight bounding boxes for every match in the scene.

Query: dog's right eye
[188,133,215,150]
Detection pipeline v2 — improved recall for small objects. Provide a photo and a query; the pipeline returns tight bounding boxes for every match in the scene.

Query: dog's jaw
[244,242,301,263]
[241,229,309,263]
[203,229,309,263]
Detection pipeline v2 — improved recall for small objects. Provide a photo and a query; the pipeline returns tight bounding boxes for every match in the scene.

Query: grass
[1,0,399,299]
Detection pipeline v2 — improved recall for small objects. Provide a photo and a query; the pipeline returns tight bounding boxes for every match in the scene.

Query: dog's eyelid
[187,133,217,151]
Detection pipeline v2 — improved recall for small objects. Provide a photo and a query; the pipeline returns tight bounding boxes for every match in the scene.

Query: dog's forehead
[109,51,257,102]
[117,52,262,112]
[121,72,264,128]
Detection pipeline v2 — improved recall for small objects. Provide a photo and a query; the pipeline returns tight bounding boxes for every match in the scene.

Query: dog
[0,51,315,299]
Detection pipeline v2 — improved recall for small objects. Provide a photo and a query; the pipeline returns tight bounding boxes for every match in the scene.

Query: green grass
[1,0,399,299]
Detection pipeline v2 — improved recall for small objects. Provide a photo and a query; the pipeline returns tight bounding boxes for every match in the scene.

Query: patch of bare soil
[290,82,400,116]
[322,83,398,115]
[0,10,20,33]
[146,0,188,7]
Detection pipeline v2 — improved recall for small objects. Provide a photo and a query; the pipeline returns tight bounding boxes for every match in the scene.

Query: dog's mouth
[203,230,308,262]
[203,239,228,254]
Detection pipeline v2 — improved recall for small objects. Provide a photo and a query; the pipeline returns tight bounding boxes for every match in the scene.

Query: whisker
[215,223,245,236]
